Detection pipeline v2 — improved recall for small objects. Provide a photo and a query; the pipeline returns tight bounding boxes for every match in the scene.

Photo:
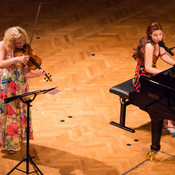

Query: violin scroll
[44,72,52,82]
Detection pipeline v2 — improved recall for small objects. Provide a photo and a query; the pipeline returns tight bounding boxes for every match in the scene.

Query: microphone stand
[158,40,175,56]
[169,46,175,50]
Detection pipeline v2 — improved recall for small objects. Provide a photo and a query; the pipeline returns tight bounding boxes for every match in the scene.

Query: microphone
[158,40,174,56]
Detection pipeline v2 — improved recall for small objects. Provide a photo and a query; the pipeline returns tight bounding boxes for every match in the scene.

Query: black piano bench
[110,79,136,133]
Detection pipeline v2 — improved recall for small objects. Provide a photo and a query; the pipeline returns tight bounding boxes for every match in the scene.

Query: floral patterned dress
[133,46,160,92]
[0,55,33,151]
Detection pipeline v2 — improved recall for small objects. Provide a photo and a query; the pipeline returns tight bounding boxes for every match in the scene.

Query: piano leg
[150,116,164,152]
[147,115,163,160]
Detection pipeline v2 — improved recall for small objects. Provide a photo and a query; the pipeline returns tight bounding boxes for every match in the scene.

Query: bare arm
[159,47,175,65]
[0,41,28,69]
[144,43,162,74]
[23,66,45,78]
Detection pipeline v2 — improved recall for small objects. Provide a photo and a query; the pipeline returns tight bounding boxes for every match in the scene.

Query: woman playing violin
[0,26,44,154]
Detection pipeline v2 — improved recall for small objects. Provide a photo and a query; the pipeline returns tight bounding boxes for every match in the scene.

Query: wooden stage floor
[0,0,175,174]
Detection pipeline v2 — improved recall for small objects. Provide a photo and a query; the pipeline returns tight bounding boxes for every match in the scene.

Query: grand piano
[129,66,175,158]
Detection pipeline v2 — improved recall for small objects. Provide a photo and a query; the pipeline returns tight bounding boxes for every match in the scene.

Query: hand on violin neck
[36,69,45,76]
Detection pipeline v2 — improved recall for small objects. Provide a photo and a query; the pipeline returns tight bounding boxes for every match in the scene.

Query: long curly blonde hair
[3,26,28,51]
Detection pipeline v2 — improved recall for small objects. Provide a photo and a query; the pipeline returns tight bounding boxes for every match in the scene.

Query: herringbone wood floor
[0,0,175,174]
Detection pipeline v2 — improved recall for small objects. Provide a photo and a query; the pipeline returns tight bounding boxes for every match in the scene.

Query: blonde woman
[0,26,44,154]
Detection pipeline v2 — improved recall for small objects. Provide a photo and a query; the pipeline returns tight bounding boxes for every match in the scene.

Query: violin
[14,44,52,82]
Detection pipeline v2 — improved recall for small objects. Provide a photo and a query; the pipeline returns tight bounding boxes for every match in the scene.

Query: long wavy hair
[3,26,28,51]
[132,22,162,62]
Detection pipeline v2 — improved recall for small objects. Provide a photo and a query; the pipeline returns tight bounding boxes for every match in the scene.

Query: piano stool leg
[110,98,135,133]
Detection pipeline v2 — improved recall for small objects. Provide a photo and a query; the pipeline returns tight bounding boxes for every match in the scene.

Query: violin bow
[27,1,52,82]
[29,1,42,47]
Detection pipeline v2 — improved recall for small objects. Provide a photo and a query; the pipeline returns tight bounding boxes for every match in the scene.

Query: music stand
[5,87,57,175]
